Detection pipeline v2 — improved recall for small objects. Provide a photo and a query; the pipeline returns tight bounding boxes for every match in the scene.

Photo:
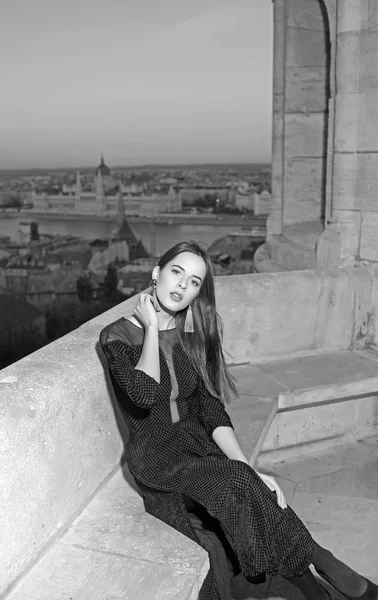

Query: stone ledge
[279,376,378,410]
[6,469,209,600]
[5,367,278,600]
[255,350,378,410]
[7,540,207,600]
[254,350,378,459]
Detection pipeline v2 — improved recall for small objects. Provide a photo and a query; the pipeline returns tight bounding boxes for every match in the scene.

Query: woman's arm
[100,293,161,408]
[212,426,249,463]
[133,292,161,382]
[212,425,287,509]
[101,339,160,408]
[135,324,160,383]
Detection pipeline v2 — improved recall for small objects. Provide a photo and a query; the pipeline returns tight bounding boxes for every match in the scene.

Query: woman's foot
[313,545,373,598]
[320,586,335,600]
[316,568,378,599]
[287,568,336,600]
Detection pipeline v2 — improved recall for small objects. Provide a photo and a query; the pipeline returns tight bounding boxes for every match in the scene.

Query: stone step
[266,234,317,270]
[249,349,378,461]
[256,349,378,408]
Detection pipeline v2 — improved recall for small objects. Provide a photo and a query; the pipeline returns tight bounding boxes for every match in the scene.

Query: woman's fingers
[276,488,287,509]
[258,472,287,509]
[134,293,158,327]
[273,481,287,509]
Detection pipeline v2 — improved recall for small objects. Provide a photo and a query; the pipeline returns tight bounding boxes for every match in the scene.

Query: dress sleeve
[199,379,234,436]
[102,340,160,408]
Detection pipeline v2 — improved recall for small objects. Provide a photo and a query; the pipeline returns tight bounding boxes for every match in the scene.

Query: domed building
[94,154,115,194]
[96,155,111,178]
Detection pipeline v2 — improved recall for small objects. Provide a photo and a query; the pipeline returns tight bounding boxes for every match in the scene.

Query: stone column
[317,0,378,268]
[267,0,285,236]
[322,0,337,225]
[282,0,330,225]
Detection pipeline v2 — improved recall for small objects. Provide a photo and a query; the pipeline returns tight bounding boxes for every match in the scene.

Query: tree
[76,274,93,303]
[103,263,118,297]
[3,192,23,210]
[30,221,40,241]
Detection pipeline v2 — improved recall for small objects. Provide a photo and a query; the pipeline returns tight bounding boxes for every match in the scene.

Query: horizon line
[0,161,272,174]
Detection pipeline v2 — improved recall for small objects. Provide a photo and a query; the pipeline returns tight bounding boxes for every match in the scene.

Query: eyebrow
[171,264,203,282]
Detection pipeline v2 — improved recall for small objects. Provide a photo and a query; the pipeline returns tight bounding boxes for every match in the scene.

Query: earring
[152,278,161,312]
[184,302,194,333]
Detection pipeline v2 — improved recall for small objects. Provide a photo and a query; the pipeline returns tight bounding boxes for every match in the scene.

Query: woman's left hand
[256,471,287,509]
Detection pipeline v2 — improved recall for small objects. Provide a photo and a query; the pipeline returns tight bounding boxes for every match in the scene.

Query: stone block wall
[329,5,378,265]
[215,268,375,364]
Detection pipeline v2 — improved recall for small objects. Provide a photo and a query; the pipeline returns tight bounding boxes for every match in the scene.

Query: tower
[96,170,105,213]
[75,171,82,212]
[116,189,125,228]
[75,171,82,198]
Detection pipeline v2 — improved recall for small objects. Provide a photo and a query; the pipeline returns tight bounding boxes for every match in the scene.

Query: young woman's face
[154,252,207,312]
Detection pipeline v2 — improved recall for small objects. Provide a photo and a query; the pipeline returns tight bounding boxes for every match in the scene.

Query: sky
[0,0,273,169]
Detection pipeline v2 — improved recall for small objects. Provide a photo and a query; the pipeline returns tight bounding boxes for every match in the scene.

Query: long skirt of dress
[164,456,316,580]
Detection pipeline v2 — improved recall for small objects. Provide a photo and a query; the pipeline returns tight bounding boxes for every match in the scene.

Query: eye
[172,268,180,275]
[191,279,199,287]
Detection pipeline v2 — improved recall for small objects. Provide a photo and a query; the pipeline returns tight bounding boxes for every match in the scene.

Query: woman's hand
[256,471,287,509]
[134,293,159,329]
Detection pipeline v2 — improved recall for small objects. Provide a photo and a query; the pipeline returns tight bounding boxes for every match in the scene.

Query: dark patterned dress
[99,318,316,600]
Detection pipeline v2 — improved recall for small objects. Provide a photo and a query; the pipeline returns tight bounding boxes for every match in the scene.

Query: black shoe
[316,569,378,600]
[319,584,334,600]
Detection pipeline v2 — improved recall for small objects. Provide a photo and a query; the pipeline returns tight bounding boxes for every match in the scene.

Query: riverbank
[1,210,266,228]
[0,213,266,256]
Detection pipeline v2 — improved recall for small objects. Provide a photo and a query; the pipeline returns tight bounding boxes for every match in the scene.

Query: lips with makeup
[169,291,183,302]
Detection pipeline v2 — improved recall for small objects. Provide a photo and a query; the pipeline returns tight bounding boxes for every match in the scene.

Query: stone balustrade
[1,267,377,597]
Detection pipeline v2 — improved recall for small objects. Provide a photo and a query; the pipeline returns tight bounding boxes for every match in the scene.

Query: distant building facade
[234,188,273,215]
[30,156,182,217]
[179,186,232,206]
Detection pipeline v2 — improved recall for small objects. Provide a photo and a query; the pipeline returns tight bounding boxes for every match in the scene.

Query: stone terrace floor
[232,435,378,600]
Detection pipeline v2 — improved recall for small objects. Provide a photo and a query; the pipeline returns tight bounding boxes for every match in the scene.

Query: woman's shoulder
[99,316,144,349]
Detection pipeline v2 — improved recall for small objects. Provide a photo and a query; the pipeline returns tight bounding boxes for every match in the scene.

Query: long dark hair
[157,240,237,404]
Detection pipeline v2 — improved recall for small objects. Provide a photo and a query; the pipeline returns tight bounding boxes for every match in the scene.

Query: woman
[100,240,377,600]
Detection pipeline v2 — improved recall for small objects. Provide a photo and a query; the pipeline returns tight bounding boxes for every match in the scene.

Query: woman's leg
[313,543,378,598]
[284,568,330,600]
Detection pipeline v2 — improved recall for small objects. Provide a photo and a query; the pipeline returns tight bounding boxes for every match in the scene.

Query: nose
[178,280,187,291]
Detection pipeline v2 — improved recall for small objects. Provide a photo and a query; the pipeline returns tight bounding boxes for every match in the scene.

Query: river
[0,213,265,256]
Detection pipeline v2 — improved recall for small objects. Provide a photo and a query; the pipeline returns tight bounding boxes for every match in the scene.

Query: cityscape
[0,0,273,365]
[0,157,271,368]
[4,3,378,600]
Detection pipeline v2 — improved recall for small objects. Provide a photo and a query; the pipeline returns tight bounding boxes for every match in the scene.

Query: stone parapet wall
[215,268,375,364]
[0,268,376,595]
[0,291,137,597]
